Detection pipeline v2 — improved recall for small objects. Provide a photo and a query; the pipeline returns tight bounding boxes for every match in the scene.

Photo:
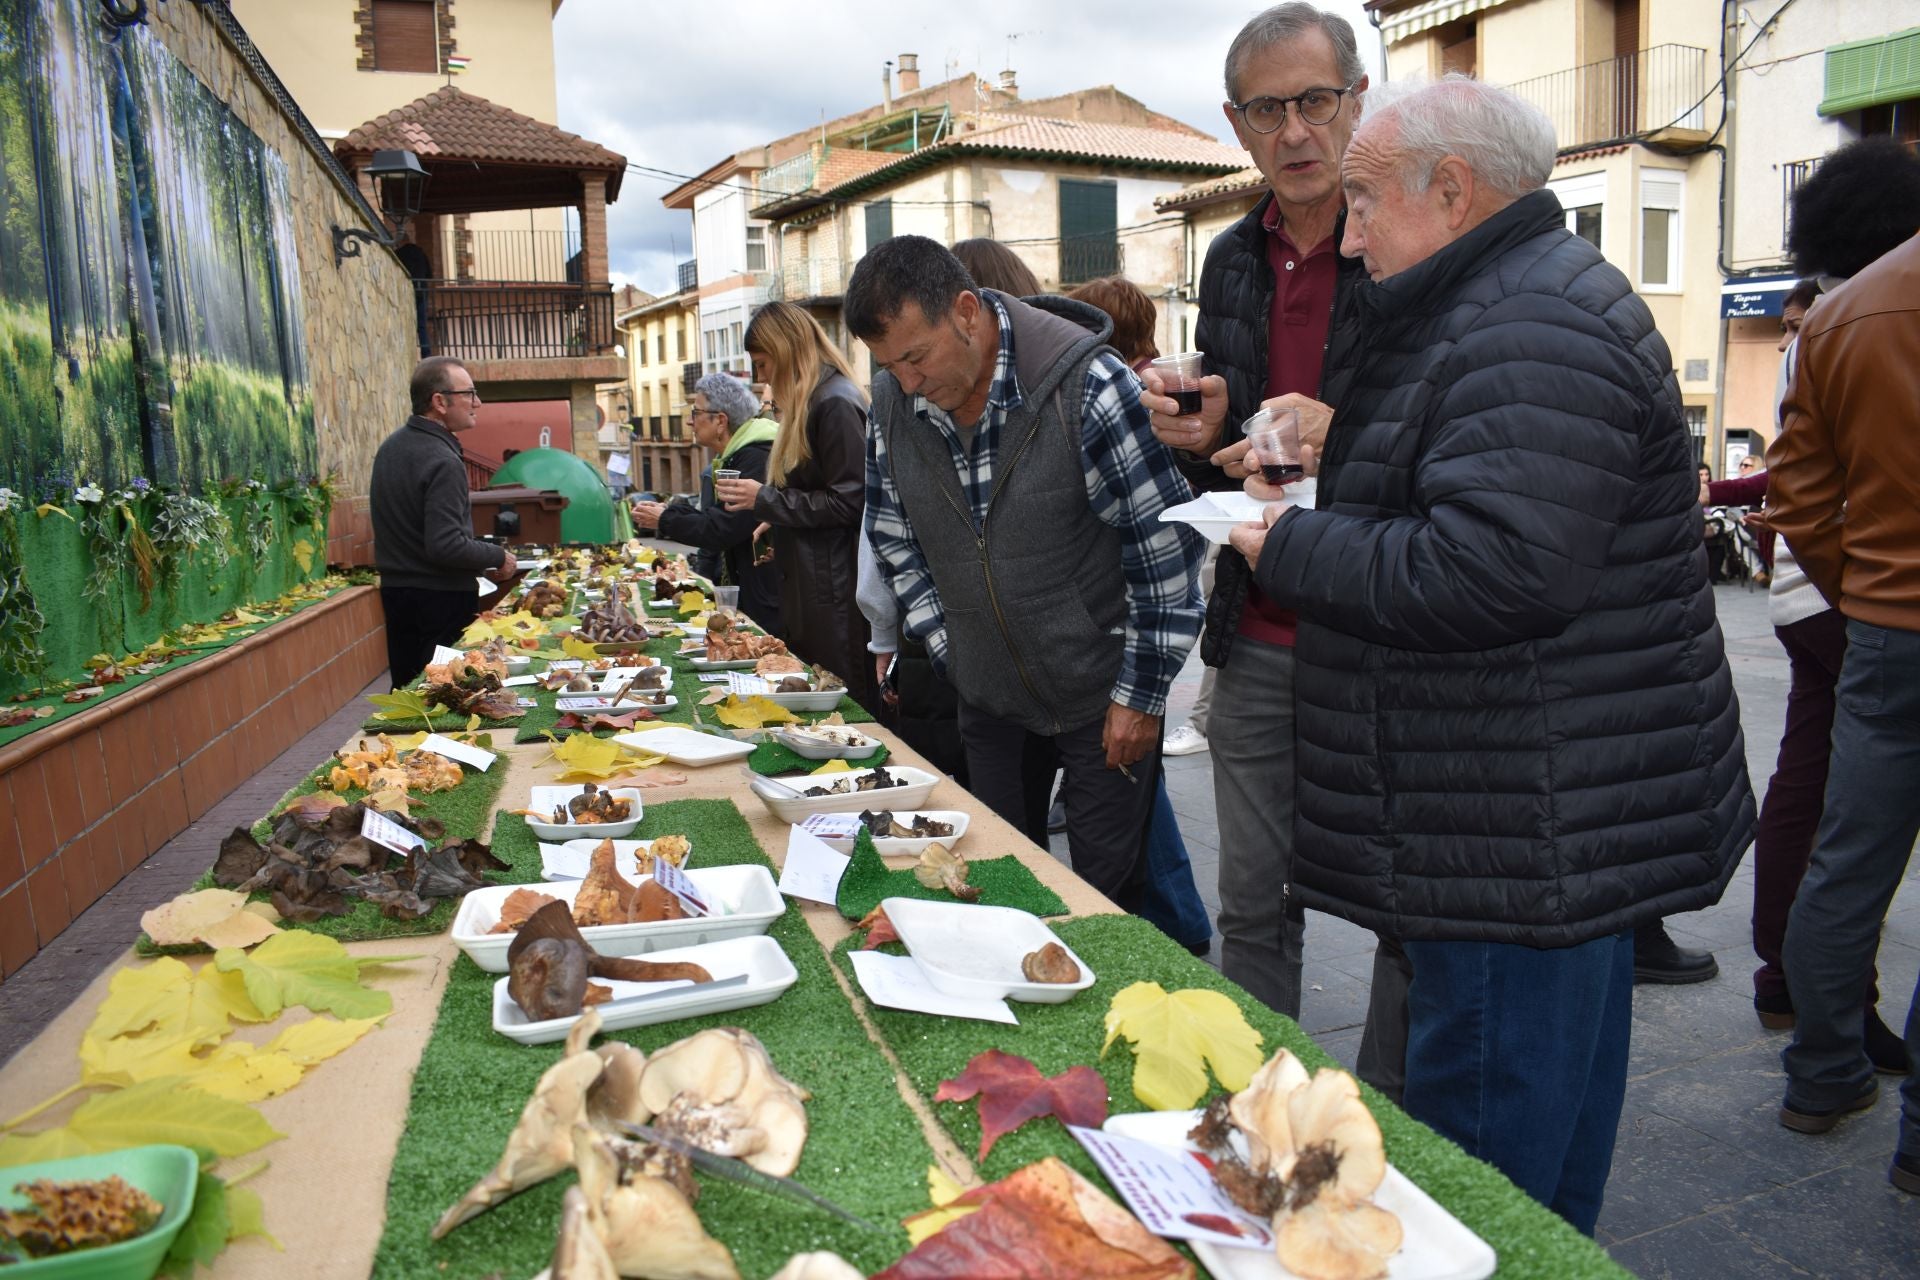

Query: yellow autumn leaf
[80,1030,205,1089]
[141,889,276,948]
[291,539,314,573]
[904,1164,980,1245]
[230,608,267,625]
[456,619,496,647]
[260,1016,383,1066]
[190,1044,306,1103]
[0,1079,284,1167]
[712,695,801,730]
[0,1128,93,1168]
[561,634,601,660]
[1101,982,1265,1111]
[677,590,711,615]
[496,609,547,639]
[86,959,266,1047]
[810,758,854,775]
[213,932,393,1022]
[545,732,661,781]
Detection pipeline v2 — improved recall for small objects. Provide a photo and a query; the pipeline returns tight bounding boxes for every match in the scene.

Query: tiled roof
[1155,166,1267,211]
[336,86,626,176]
[1556,144,1630,165]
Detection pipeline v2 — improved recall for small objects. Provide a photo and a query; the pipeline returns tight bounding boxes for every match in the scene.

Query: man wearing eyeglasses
[370,356,518,687]
[1137,1,1389,1075]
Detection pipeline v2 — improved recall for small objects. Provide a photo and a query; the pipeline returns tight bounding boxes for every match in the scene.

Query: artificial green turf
[832,914,1627,1279]
[371,798,937,1280]
[833,829,1068,920]
[747,738,889,775]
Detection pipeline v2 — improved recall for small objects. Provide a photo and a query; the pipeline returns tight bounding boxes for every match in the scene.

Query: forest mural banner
[0,0,314,495]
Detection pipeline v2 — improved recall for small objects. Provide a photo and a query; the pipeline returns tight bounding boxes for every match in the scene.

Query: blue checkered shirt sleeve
[863,407,950,670]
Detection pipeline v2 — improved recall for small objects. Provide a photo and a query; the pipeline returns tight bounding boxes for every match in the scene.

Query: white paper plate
[748,765,939,821]
[523,786,645,841]
[814,810,971,858]
[773,726,882,759]
[490,935,797,1045]
[687,656,759,671]
[611,726,755,766]
[756,687,846,712]
[1158,483,1316,545]
[538,837,694,882]
[502,654,533,675]
[451,864,785,973]
[556,693,679,713]
[1102,1111,1496,1280]
[882,897,1094,1003]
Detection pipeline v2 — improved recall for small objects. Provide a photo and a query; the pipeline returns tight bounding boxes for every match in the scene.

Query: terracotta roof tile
[951,113,1248,169]
[336,86,625,175]
[1155,166,1268,210]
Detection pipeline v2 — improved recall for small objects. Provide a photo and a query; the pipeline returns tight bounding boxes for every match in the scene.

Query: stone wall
[148,1,414,559]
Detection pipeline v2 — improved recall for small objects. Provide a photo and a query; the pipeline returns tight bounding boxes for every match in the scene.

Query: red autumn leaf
[0,707,34,727]
[934,1049,1109,1162]
[857,905,898,950]
[553,708,656,735]
[879,1157,1191,1280]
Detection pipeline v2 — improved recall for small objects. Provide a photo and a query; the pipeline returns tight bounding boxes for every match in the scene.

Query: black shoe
[1892,1152,1920,1195]
[1633,924,1719,985]
[1046,798,1066,834]
[1779,1081,1878,1134]
[1754,991,1795,1030]
[1865,1008,1912,1075]
[1183,939,1212,958]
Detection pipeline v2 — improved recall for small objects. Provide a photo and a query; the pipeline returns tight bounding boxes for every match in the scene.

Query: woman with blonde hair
[715,301,877,709]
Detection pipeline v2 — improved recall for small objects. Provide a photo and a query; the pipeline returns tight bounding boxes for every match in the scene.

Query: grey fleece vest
[874,291,1125,736]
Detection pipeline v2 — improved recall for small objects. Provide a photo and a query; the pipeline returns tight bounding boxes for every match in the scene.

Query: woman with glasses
[632,373,784,635]
[715,302,878,710]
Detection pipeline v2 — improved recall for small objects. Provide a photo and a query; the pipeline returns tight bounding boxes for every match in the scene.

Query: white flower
[75,484,104,503]
[0,487,16,513]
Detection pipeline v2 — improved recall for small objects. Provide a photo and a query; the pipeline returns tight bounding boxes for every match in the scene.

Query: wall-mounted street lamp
[332,149,430,266]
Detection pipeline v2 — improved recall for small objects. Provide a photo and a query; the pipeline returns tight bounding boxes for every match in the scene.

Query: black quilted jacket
[1191,193,1368,667]
[1254,190,1754,946]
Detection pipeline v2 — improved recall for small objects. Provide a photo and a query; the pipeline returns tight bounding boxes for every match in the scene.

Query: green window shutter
[1820,26,1920,116]
[1058,179,1118,284]
[865,200,893,250]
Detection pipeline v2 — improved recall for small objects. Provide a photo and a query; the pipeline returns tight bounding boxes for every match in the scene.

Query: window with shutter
[864,200,893,251]
[1639,170,1682,291]
[1819,27,1920,117]
[372,0,438,74]
[1058,178,1118,284]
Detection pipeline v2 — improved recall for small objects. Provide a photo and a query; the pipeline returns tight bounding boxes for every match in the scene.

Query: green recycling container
[489,448,621,545]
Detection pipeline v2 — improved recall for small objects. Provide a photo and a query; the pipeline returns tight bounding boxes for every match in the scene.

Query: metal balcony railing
[1506,44,1708,153]
[760,152,818,201]
[421,281,616,361]
[677,259,698,292]
[775,255,850,301]
[1060,236,1123,286]
[1781,157,1821,246]
[681,361,702,395]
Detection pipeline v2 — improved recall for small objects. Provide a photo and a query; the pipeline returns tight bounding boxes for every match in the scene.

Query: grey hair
[692,372,760,429]
[1364,75,1556,200]
[1224,3,1366,101]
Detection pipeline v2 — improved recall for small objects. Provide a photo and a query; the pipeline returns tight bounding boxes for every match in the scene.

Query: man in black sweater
[370,356,516,687]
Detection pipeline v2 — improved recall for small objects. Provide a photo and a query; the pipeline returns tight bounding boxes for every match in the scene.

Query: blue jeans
[1402,930,1633,1235]
[1782,620,1920,1158]
[1136,776,1213,950]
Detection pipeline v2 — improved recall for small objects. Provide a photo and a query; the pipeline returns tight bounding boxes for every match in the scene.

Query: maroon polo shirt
[1240,200,1337,647]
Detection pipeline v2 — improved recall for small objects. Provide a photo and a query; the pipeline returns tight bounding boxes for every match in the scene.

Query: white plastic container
[538,837,694,882]
[611,726,756,766]
[773,725,881,759]
[810,810,971,858]
[747,765,939,821]
[522,786,645,841]
[491,935,797,1045]
[881,897,1095,1003]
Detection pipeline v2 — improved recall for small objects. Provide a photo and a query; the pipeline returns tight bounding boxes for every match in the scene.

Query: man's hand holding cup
[1141,351,1227,458]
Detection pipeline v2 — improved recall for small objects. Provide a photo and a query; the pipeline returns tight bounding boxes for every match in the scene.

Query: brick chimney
[997,68,1019,99]
[898,52,920,93]
[882,59,893,111]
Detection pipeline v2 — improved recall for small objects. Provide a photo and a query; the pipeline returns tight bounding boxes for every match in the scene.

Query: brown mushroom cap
[573,1126,741,1280]
[1230,1047,1311,1177]
[1274,1197,1403,1280]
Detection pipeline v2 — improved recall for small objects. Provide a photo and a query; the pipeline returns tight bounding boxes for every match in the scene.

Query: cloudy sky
[553,0,1380,296]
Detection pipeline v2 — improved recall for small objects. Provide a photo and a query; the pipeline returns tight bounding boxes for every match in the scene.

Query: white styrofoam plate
[813,809,971,858]
[501,654,533,675]
[882,897,1093,1003]
[688,656,759,671]
[1102,1111,1497,1280]
[1158,483,1317,545]
[755,687,846,712]
[611,726,755,766]
[773,725,882,759]
[451,864,784,973]
[556,693,679,713]
[748,765,939,821]
[538,837,694,882]
[523,786,644,841]
[491,935,796,1045]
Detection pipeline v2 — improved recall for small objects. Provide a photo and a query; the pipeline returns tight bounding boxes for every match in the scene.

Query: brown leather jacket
[1770,232,1920,630]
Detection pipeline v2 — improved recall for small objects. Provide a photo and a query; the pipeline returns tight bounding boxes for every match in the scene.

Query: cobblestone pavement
[5,584,1915,1275]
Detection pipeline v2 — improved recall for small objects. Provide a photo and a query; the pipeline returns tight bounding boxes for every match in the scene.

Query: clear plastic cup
[712,468,741,482]
[1148,352,1206,416]
[1244,408,1303,485]
[715,585,741,614]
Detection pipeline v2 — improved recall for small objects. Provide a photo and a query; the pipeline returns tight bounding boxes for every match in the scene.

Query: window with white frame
[1640,171,1683,292]
[1547,172,1605,253]
[745,224,767,272]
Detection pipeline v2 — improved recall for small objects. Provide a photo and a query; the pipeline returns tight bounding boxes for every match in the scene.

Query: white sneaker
[1164,724,1209,756]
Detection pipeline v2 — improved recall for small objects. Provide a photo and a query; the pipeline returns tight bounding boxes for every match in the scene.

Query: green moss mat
[748,738,889,775]
[834,830,1067,920]
[0,585,353,750]
[371,798,936,1280]
[832,914,1625,1279]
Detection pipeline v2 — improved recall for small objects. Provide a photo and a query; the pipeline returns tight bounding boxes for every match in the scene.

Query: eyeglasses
[441,387,482,404]
[1231,83,1358,134]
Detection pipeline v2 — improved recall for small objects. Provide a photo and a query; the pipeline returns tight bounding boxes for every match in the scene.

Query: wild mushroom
[767,1254,865,1280]
[1229,1046,1311,1177]
[586,1040,650,1131]
[634,1028,811,1177]
[552,1185,621,1280]
[573,1126,741,1280]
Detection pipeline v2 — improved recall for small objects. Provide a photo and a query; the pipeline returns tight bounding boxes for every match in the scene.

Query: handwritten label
[1068,1127,1272,1251]
[362,808,426,855]
[545,659,585,672]
[799,813,863,841]
[502,674,540,688]
[696,673,733,684]
[430,644,465,666]
[725,672,774,696]
[418,733,497,771]
[556,696,616,712]
[778,825,851,903]
[650,859,710,917]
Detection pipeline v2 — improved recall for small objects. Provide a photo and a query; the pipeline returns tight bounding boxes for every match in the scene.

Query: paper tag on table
[1067,1127,1274,1251]
[556,696,618,712]
[650,858,710,917]
[696,673,732,684]
[475,576,496,593]
[361,808,427,855]
[431,644,465,665]
[725,672,774,696]
[799,814,863,841]
[418,732,497,771]
[778,825,851,903]
[847,951,1018,1024]
[502,674,540,688]
[546,659,585,672]
[516,696,539,708]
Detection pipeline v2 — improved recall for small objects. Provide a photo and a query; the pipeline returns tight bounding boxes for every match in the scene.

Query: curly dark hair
[845,235,977,341]
[1787,137,1920,279]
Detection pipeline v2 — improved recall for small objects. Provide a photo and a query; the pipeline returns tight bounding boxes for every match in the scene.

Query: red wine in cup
[1168,386,1203,415]
[1260,461,1304,484]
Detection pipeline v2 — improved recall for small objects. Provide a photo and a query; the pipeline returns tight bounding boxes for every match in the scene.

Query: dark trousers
[1782,620,1920,1158]
[957,698,1157,912]
[1752,609,1877,1002]
[1403,930,1634,1236]
[380,585,481,689]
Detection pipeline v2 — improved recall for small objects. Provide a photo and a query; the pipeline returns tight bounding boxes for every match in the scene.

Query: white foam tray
[813,810,971,858]
[612,726,756,766]
[774,726,882,759]
[523,786,644,841]
[538,837,693,882]
[748,765,939,821]
[491,935,796,1045]
[882,897,1094,1003]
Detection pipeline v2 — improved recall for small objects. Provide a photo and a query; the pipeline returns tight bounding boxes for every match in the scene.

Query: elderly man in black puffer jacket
[1231,78,1754,1233]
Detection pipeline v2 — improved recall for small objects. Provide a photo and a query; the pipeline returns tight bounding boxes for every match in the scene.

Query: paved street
[1105,580,1920,1277]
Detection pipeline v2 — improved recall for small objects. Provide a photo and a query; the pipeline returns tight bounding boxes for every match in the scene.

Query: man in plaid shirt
[849,235,1205,912]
